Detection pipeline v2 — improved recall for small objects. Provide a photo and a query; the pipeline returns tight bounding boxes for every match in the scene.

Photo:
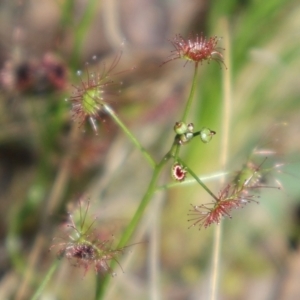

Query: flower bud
[174,121,188,135]
[187,123,194,133]
[179,132,194,144]
[200,128,216,143]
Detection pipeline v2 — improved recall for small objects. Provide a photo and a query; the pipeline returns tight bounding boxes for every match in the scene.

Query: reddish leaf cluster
[0,53,67,93]
[56,239,125,276]
[188,160,280,230]
[69,53,122,134]
[162,33,226,67]
[50,200,126,276]
[188,184,259,229]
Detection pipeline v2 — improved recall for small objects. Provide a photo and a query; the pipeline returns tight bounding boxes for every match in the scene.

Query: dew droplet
[92,55,97,60]
[76,70,82,76]
[111,272,117,277]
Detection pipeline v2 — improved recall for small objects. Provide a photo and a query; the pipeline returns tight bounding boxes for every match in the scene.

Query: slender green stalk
[149,193,162,300]
[181,63,199,123]
[210,224,222,300]
[177,158,219,201]
[104,104,156,168]
[95,49,203,300]
[174,63,199,160]
[95,154,169,299]
[31,260,60,300]
[157,171,227,191]
[210,18,232,300]
[119,157,169,248]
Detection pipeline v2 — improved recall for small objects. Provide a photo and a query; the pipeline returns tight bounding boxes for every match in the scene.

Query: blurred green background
[0,0,300,299]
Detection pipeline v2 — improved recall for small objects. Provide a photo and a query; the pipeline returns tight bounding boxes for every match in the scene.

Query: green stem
[210,224,222,300]
[210,18,231,300]
[95,153,170,299]
[157,170,227,191]
[177,158,219,201]
[31,259,60,300]
[104,104,156,169]
[95,58,199,300]
[174,62,199,160]
[181,63,199,123]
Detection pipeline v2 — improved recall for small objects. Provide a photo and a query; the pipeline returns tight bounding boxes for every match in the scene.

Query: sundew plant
[2,1,300,300]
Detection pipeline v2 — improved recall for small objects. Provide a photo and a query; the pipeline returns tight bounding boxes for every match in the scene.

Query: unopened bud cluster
[174,121,216,145]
